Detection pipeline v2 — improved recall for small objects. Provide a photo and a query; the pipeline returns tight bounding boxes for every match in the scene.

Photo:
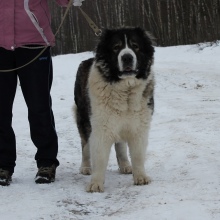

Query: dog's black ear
[145,31,157,46]
[135,28,155,57]
[95,29,109,53]
[133,27,157,46]
[95,29,117,59]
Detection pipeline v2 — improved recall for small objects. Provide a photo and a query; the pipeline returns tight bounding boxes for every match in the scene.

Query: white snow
[0,43,220,220]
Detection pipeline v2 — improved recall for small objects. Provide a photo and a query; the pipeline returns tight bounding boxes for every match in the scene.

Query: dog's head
[95,27,155,82]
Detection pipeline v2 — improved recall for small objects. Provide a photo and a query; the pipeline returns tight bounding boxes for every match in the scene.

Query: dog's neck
[88,65,151,113]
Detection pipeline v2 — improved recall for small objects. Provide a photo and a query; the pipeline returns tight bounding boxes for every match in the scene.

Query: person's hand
[73,0,85,6]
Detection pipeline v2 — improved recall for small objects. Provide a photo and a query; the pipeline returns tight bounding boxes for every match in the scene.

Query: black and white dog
[74,27,155,192]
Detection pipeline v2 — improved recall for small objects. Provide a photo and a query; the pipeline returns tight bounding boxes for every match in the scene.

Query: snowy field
[0,43,220,220]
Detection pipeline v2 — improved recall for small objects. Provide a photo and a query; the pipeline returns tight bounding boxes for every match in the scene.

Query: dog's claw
[119,166,132,174]
[86,182,104,193]
[80,167,92,175]
[134,175,151,185]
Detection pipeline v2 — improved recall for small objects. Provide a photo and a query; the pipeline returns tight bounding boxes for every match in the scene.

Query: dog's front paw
[119,165,132,174]
[133,174,151,185]
[80,167,92,175]
[86,181,104,193]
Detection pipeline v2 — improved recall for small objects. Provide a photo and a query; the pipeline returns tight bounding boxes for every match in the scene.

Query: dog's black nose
[122,54,133,64]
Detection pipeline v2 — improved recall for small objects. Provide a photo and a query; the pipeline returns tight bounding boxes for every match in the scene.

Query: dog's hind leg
[73,105,92,175]
[80,140,92,175]
[128,137,151,185]
[115,142,132,174]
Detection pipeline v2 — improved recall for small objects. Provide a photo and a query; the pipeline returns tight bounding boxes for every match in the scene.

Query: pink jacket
[0,0,69,50]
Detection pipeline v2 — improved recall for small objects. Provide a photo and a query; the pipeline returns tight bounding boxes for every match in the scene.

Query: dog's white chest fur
[88,65,152,142]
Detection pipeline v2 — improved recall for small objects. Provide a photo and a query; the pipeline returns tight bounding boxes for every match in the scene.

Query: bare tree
[49,0,220,55]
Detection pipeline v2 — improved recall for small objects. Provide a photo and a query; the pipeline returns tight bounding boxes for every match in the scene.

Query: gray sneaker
[35,164,56,184]
[0,168,12,186]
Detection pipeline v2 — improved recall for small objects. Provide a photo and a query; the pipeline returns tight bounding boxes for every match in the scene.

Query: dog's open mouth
[118,67,138,78]
[124,67,133,72]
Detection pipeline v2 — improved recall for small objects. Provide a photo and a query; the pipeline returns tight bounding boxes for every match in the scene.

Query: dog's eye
[132,43,139,51]
[113,45,120,52]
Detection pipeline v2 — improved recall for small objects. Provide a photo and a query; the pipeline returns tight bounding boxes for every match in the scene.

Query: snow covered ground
[0,43,220,220]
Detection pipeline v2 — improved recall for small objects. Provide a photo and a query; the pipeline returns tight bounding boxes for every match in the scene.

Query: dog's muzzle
[121,53,134,69]
[118,50,138,78]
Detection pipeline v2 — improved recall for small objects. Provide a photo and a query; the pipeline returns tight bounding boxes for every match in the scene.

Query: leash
[0,0,73,73]
[78,7,102,36]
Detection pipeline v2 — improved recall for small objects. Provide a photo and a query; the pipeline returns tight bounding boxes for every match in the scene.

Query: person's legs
[0,48,17,175]
[16,47,59,170]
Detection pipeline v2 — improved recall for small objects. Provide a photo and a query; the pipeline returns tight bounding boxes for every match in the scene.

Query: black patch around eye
[113,45,120,52]
[132,43,139,50]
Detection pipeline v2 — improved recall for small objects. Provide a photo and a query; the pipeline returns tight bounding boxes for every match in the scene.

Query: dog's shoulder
[74,58,94,106]
[75,58,94,86]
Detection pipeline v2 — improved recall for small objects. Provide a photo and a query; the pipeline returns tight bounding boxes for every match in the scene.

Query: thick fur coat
[74,27,155,192]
